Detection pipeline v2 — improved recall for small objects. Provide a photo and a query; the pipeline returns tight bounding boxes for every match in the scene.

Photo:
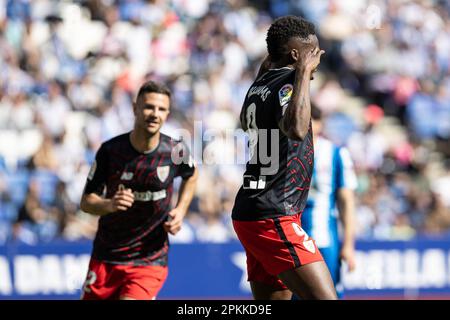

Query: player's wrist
[175,206,188,217]
[102,199,115,215]
[295,63,307,73]
[296,66,313,78]
[341,241,355,250]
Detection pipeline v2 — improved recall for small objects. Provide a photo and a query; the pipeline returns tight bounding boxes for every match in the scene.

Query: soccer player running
[79,80,197,300]
[232,16,337,300]
[299,105,357,298]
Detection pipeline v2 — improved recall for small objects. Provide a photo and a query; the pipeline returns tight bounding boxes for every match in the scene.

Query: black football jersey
[232,67,314,221]
[83,132,195,265]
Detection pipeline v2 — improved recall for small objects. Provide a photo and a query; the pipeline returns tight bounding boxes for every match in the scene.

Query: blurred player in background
[232,15,337,300]
[299,105,357,299]
[79,80,197,300]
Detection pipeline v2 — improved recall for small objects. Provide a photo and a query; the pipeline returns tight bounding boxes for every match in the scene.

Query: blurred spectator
[195,190,233,243]
[27,133,58,171]
[35,81,71,138]
[62,211,98,241]
[13,179,59,244]
[347,104,387,171]
[0,92,35,130]
[422,193,450,235]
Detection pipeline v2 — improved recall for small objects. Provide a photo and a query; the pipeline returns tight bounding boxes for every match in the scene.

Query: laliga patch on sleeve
[88,160,97,180]
[278,84,293,107]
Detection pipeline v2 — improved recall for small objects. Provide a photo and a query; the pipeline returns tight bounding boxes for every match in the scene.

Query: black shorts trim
[273,217,301,268]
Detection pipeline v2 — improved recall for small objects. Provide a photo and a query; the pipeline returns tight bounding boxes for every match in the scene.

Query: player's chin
[145,126,161,135]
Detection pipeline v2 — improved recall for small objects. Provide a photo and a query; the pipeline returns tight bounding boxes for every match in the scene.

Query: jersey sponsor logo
[117,184,167,201]
[120,172,134,180]
[134,189,167,201]
[292,223,316,254]
[87,161,97,180]
[157,166,170,182]
[278,84,293,107]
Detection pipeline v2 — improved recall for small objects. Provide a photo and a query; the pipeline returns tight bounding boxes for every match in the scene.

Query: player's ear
[290,48,300,64]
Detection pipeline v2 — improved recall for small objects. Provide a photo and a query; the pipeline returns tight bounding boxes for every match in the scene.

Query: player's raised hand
[297,46,325,77]
[110,187,135,212]
[163,207,186,235]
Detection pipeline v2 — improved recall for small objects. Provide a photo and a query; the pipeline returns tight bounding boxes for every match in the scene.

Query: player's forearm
[280,68,312,141]
[175,169,198,214]
[337,190,356,246]
[80,193,113,216]
[342,211,355,246]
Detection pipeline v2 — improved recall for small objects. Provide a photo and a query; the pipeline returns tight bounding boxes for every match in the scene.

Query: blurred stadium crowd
[0,0,449,245]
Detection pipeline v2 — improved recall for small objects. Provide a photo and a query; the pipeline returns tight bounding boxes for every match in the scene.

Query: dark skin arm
[279,47,325,141]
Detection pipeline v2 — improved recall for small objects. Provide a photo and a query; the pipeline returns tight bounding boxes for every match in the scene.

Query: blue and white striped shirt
[301,136,357,248]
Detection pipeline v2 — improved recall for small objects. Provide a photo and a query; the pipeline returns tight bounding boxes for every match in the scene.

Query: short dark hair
[266,15,316,61]
[311,103,322,120]
[136,80,171,101]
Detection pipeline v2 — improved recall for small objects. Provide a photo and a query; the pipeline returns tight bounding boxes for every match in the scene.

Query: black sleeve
[83,144,108,195]
[173,140,195,179]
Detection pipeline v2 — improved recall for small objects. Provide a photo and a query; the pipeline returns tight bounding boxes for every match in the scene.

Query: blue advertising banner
[1,238,450,299]
[344,238,450,299]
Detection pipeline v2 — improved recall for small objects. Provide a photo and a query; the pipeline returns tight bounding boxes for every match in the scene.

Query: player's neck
[129,130,160,154]
[271,57,294,70]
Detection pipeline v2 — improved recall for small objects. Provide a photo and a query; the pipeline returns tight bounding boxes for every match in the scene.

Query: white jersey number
[246,103,258,160]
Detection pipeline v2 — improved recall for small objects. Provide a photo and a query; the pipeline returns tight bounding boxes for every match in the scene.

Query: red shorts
[233,213,323,290]
[81,259,168,300]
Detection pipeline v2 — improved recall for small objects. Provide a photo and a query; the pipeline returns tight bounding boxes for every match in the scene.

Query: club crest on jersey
[157,166,170,182]
[278,84,293,107]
